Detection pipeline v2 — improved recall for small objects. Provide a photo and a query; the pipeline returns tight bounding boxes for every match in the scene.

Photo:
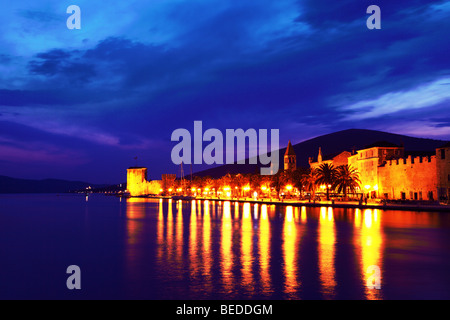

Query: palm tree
[334,165,361,200]
[316,163,338,201]
[270,170,288,199]
[301,168,317,201]
[291,167,307,195]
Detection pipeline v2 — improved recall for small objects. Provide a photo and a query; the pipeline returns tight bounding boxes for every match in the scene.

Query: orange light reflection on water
[241,202,253,293]
[123,198,431,300]
[356,209,383,300]
[283,206,299,294]
[202,200,212,290]
[259,204,272,293]
[318,207,336,299]
[221,201,233,293]
[189,200,199,278]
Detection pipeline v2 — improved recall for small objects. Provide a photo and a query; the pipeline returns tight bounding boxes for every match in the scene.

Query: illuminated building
[126,167,162,196]
[309,148,352,170]
[284,140,297,171]
[310,141,450,201]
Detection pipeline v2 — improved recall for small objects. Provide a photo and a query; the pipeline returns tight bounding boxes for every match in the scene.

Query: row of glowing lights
[161,185,291,193]
[318,184,378,190]
[161,184,379,193]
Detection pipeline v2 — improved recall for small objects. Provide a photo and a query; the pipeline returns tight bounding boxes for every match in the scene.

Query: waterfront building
[309,148,352,170]
[310,141,450,201]
[284,140,297,171]
[126,167,162,196]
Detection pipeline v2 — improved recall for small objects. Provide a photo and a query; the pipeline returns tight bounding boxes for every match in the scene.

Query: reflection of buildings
[355,208,383,300]
[310,141,450,201]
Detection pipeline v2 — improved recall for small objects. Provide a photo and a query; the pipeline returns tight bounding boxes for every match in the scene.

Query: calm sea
[1,194,450,300]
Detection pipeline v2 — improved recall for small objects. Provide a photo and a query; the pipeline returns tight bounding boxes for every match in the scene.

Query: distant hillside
[191,129,448,178]
[0,176,100,194]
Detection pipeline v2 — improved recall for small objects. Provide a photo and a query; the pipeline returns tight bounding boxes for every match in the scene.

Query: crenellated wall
[378,155,437,200]
[126,167,162,196]
[314,144,449,201]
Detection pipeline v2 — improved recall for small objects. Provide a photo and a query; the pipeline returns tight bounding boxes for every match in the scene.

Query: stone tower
[284,140,297,171]
[318,147,323,163]
[127,167,149,196]
[126,167,163,196]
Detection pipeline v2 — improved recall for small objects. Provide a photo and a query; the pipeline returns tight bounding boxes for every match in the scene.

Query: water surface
[1,194,449,299]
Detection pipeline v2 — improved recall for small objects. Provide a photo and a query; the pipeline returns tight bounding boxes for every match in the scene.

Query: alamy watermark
[66,5,81,30]
[367,5,381,30]
[66,265,81,290]
[171,121,280,175]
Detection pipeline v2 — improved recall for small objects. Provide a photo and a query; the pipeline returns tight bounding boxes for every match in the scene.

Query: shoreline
[131,195,450,213]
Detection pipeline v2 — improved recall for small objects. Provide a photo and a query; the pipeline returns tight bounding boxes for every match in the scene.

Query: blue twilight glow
[0,0,449,182]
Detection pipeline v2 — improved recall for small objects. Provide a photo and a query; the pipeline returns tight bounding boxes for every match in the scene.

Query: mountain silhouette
[190,129,448,178]
[0,176,99,193]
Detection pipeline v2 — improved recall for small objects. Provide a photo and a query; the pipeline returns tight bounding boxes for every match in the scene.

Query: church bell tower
[284,140,297,171]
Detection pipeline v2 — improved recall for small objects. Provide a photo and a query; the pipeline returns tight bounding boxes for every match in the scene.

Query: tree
[270,170,288,199]
[192,176,207,194]
[291,167,307,195]
[233,174,246,197]
[301,168,317,201]
[315,163,338,201]
[248,173,261,192]
[334,165,361,200]
[211,178,220,197]
[260,175,272,197]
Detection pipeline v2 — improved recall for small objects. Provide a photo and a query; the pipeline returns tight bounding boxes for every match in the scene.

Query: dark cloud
[295,0,442,28]
[0,54,12,64]
[17,10,61,23]
[28,49,96,83]
[0,88,119,107]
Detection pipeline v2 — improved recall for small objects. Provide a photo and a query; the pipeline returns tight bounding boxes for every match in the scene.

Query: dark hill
[0,176,98,193]
[191,129,448,178]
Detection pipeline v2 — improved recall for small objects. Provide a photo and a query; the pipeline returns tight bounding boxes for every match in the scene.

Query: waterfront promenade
[135,194,450,212]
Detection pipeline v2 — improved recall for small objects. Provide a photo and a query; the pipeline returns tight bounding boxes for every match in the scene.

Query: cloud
[295,0,443,28]
[28,49,96,83]
[17,9,61,23]
[342,77,450,120]
[375,120,450,139]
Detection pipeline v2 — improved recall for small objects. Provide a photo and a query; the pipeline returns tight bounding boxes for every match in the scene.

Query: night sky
[1,1,449,184]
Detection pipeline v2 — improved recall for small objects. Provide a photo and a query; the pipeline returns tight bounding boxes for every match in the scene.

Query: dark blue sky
[1,0,450,183]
